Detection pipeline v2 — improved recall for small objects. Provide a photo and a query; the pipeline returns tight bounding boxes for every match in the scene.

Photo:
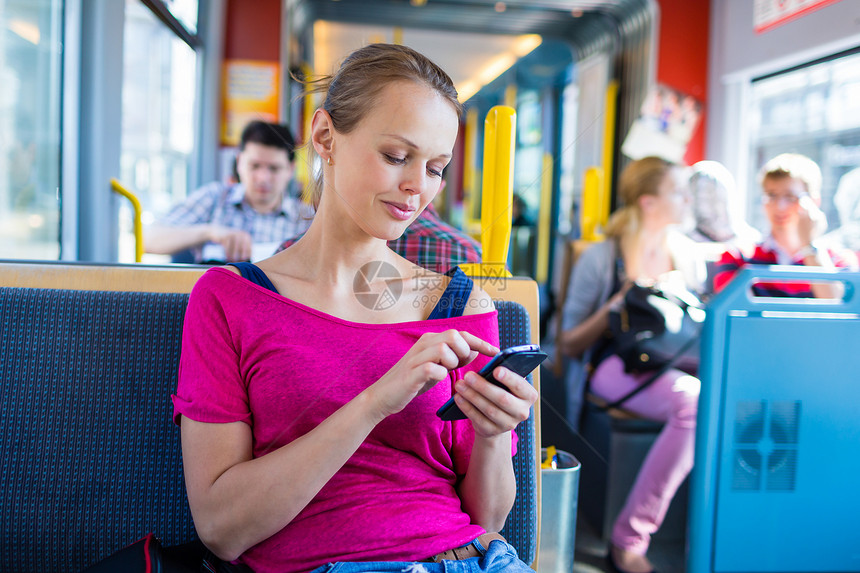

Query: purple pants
[590,355,699,555]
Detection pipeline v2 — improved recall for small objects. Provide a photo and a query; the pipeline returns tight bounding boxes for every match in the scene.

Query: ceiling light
[458,34,542,102]
[410,0,428,6]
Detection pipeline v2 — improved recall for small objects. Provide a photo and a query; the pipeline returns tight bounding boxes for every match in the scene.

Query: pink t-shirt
[173,268,513,573]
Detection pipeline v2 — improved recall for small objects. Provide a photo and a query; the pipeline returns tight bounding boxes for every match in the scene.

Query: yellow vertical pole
[463,108,480,235]
[580,166,604,241]
[536,153,553,283]
[461,105,516,279]
[294,63,315,203]
[504,84,517,109]
[600,80,618,229]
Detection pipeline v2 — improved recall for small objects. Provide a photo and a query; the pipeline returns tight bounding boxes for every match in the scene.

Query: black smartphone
[435,344,548,421]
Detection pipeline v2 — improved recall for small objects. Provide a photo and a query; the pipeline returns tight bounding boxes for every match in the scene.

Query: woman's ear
[310,109,334,158]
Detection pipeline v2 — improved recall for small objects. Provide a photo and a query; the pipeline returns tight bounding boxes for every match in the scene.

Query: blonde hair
[302,43,462,205]
[604,156,675,239]
[759,153,822,202]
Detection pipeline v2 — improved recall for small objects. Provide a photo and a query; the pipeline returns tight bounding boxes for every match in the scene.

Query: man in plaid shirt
[145,121,313,263]
[276,202,481,273]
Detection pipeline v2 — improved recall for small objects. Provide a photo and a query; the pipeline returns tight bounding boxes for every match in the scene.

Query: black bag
[82,534,207,573]
[608,282,704,375]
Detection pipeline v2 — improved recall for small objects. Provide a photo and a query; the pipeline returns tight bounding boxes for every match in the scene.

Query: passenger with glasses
[713,153,856,297]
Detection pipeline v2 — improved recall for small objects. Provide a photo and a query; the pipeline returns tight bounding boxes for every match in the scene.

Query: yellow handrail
[600,80,618,228]
[579,80,618,243]
[295,62,315,203]
[110,178,144,263]
[461,105,516,279]
[580,166,604,241]
[535,153,553,284]
[463,107,480,236]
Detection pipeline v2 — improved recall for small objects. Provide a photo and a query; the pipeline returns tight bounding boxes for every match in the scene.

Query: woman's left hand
[452,367,538,438]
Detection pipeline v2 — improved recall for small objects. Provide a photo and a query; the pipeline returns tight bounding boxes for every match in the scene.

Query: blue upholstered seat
[0,286,538,571]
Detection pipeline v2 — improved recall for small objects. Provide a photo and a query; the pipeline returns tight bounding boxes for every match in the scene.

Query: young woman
[172,44,538,573]
[559,157,705,573]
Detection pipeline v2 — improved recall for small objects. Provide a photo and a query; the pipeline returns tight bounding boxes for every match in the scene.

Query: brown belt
[422,532,506,563]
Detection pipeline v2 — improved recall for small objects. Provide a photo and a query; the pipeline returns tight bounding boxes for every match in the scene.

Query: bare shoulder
[462,277,496,317]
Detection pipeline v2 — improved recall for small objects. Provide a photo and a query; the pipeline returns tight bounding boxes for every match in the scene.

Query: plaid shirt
[713,235,851,297]
[160,181,313,262]
[277,204,482,273]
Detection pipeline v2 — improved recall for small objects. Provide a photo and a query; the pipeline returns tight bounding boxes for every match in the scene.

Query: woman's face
[653,167,692,227]
[324,80,460,241]
[762,175,807,232]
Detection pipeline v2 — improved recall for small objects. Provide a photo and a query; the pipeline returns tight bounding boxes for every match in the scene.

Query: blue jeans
[308,538,532,573]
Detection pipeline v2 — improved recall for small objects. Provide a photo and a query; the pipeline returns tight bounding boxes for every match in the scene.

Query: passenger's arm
[145,224,253,261]
[144,223,214,255]
[796,197,843,299]
[181,391,385,561]
[798,247,843,299]
[182,328,496,562]
[454,366,534,531]
[558,247,628,359]
[454,288,537,531]
[559,286,628,358]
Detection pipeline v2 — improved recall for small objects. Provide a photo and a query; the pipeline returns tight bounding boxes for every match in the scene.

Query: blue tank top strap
[427,267,474,320]
[227,262,279,294]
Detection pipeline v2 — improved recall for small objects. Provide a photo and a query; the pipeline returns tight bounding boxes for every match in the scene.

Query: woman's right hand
[365,329,498,419]
[560,280,633,358]
[607,280,633,312]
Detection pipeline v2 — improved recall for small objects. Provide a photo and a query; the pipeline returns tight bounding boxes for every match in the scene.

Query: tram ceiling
[293,0,656,173]
[293,0,655,102]
[298,0,651,51]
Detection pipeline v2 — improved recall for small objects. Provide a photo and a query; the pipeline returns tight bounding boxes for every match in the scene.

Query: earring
[326,156,333,166]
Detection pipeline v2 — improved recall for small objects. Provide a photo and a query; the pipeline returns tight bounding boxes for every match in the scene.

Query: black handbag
[609,281,705,375]
[590,255,706,412]
[81,534,208,573]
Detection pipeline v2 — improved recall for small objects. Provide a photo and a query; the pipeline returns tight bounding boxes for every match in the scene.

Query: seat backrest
[0,287,197,572]
[479,276,542,569]
[494,299,538,566]
[1,262,205,572]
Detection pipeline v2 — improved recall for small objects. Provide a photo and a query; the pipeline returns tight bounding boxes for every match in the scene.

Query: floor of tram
[571,509,686,573]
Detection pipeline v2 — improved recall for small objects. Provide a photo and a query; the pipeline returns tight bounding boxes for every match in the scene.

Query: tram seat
[0,261,542,572]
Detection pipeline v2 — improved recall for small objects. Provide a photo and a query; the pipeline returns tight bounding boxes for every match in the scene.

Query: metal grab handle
[461,105,516,279]
[712,265,859,312]
[110,178,143,263]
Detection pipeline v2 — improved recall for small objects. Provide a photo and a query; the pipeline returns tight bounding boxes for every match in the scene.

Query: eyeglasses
[762,192,806,206]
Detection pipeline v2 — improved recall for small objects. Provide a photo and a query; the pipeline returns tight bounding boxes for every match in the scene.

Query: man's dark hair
[239,121,296,161]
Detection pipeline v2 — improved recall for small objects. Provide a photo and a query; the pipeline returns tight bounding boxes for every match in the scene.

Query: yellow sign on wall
[221,59,280,146]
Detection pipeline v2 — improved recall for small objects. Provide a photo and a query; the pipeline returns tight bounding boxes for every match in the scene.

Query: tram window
[0,0,63,260]
[164,0,198,35]
[747,50,860,238]
[119,0,198,263]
